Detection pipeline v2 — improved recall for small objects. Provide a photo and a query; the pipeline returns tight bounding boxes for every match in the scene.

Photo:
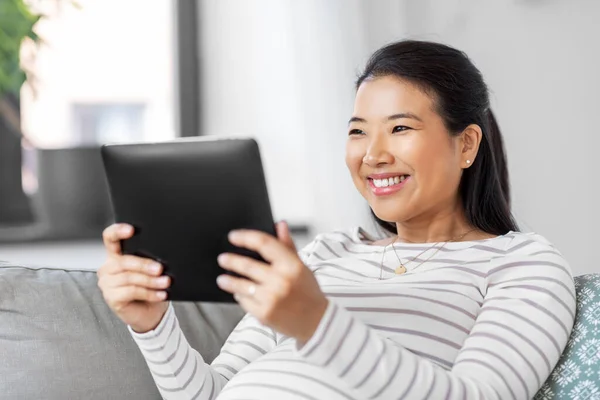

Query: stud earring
[466,160,471,165]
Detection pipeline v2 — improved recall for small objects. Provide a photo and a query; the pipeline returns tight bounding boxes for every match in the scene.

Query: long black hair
[357,40,518,235]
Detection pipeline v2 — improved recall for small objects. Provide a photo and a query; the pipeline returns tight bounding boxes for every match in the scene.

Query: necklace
[379,229,476,279]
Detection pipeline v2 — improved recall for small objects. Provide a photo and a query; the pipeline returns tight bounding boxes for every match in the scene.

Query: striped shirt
[129,227,576,399]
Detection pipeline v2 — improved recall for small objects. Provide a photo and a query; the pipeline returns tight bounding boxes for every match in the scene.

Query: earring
[466,160,471,165]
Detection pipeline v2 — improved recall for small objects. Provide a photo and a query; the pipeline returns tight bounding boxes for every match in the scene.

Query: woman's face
[346,75,468,225]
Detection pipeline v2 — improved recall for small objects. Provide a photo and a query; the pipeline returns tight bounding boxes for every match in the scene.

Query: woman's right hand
[97,223,171,333]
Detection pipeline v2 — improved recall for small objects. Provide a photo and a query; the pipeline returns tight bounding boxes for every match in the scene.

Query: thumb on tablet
[276,221,296,251]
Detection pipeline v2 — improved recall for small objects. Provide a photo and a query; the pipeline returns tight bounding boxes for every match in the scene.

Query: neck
[394,199,474,244]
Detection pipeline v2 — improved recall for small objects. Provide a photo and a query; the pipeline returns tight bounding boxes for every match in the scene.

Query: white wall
[197,0,599,275]
[197,0,379,233]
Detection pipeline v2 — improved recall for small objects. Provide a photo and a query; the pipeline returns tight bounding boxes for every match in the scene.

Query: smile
[367,175,410,196]
[371,175,408,188]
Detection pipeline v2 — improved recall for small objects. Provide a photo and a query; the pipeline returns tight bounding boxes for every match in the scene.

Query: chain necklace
[378,229,476,280]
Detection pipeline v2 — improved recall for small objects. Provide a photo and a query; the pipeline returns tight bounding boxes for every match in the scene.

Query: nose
[362,136,394,167]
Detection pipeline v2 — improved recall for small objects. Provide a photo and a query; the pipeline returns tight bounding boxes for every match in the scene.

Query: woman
[97,40,575,399]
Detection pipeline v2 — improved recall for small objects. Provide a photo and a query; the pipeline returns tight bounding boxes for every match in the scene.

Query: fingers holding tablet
[217,253,271,283]
[98,223,171,333]
[215,227,329,343]
[105,255,163,277]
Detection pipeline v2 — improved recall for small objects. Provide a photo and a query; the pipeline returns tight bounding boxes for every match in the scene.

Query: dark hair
[357,40,518,235]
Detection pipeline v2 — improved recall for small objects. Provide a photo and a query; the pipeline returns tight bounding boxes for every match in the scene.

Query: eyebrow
[348,112,423,125]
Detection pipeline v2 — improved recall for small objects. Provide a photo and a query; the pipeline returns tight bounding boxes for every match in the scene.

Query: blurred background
[0,0,598,276]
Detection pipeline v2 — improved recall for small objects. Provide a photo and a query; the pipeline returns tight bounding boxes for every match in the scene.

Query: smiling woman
[97,40,575,400]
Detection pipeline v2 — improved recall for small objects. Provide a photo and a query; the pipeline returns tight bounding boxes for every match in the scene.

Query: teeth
[372,175,408,188]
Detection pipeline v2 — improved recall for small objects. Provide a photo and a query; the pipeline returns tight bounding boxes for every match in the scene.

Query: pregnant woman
[97,40,575,399]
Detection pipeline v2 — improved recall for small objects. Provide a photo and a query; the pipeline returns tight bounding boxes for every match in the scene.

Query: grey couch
[0,263,244,399]
[1,261,598,399]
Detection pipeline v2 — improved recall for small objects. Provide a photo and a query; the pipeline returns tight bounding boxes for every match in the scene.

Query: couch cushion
[535,274,600,399]
[0,263,244,400]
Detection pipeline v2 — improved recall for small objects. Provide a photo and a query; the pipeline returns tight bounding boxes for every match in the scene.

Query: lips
[366,174,411,196]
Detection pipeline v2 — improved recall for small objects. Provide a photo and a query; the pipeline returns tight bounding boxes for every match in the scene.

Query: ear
[460,124,483,168]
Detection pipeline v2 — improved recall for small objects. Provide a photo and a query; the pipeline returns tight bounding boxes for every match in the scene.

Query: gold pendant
[395,265,407,275]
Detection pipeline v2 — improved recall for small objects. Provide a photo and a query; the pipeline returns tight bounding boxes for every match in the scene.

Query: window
[20,0,176,148]
[71,103,146,145]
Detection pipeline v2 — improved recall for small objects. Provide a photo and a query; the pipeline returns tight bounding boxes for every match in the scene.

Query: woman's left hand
[216,221,328,346]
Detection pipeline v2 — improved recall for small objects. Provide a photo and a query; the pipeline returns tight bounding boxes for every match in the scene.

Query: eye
[392,125,411,133]
[348,128,365,136]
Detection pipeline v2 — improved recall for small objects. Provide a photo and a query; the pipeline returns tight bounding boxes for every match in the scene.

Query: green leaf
[0,0,41,99]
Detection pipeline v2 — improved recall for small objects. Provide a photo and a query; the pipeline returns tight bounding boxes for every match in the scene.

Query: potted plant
[0,0,40,225]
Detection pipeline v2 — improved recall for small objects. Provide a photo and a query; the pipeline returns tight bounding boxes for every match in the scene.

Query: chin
[369,204,411,225]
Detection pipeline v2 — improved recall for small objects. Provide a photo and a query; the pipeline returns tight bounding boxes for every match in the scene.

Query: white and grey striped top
[129,227,576,400]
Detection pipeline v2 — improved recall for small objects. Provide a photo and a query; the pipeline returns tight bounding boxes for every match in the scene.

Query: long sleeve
[294,244,576,399]
[129,303,278,399]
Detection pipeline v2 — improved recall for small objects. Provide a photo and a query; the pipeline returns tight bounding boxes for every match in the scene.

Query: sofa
[0,262,245,399]
[0,261,598,399]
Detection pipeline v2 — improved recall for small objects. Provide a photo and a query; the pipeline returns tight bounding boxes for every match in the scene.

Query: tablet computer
[101,137,276,303]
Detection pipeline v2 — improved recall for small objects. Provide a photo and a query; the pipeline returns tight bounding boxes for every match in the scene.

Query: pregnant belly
[216,343,360,400]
